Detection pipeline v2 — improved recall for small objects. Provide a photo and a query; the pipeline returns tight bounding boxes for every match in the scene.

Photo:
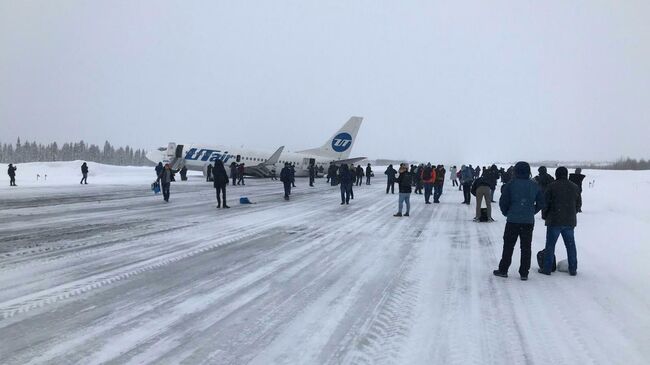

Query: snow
[0,162,649,364]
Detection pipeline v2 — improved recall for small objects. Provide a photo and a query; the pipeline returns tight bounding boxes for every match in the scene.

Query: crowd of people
[7,158,587,279]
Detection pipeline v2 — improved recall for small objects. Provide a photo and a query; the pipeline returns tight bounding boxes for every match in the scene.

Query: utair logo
[331,132,353,153]
[184,148,232,163]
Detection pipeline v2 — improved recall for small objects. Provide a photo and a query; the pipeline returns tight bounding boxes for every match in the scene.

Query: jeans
[424,183,434,203]
[162,182,171,201]
[80,173,88,184]
[215,185,226,206]
[340,183,352,203]
[544,226,577,273]
[398,193,411,214]
[462,182,472,203]
[498,222,534,276]
[433,183,443,202]
[283,182,292,197]
[366,176,371,185]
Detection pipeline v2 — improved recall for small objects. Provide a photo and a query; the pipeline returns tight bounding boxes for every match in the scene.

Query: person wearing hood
[280,162,292,200]
[494,161,545,280]
[7,164,17,186]
[212,160,230,208]
[338,164,353,205]
[569,168,586,212]
[539,166,579,276]
[420,163,437,204]
[534,166,555,193]
[80,162,89,184]
[460,165,474,204]
[155,162,163,178]
[384,164,397,194]
[157,163,174,202]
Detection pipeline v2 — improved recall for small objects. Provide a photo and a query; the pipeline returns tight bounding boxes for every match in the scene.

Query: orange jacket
[421,166,437,183]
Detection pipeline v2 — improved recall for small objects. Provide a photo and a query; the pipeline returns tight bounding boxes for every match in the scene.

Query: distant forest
[0,138,153,166]
[588,158,650,170]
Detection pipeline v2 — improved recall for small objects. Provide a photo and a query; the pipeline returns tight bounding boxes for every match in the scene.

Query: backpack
[422,166,433,180]
[536,249,557,272]
[479,208,489,222]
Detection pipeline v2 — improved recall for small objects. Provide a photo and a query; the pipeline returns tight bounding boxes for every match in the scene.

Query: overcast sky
[1,0,649,163]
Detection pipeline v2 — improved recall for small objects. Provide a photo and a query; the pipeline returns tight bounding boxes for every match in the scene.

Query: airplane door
[309,158,316,166]
[236,155,241,163]
[175,144,184,158]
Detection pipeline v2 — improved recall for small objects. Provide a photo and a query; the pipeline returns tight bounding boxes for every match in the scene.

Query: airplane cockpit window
[157,147,166,152]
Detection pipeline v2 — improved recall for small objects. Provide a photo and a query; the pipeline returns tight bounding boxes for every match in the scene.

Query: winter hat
[538,166,547,174]
[514,161,531,178]
[555,166,568,179]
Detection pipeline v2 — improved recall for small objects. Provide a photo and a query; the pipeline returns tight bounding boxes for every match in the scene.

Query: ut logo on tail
[332,133,353,152]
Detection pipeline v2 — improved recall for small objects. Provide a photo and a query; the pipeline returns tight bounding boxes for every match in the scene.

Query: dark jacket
[158,169,173,184]
[484,166,499,189]
[8,165,16,177]
[155,163,163,176]
[308,165,316,177]
[499,162,544,224]
[230,164,238,177]
[396,171,413,193]
[435,167,446,184]
[569,173,586,192]
[81,164,88,174]
[543,178,579,227]
[534,167,555,192]
[212,162,229,187]
[365,166,372,176]
[471,176,491,196]
[280,166,291,183]
[338,165,353,184]
[384,166,397,182]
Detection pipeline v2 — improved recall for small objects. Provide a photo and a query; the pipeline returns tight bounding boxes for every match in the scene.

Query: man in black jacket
[308,163,316,187]
[280,163,292,200]
[433,165,446,203]
[80,162,89,184]
[8,164,17,186]
[365,163,373,185]
[212,160,230,208]
[394,164,412,217]
[384,165,397,194]
[230,162,238,186]
[534,166,555,193]
[539,166,579,276]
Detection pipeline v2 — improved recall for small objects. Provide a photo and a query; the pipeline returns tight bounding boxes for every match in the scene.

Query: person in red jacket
[420,163,437,204]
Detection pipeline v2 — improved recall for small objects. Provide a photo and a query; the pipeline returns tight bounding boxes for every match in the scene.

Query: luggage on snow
[536,249,557,272]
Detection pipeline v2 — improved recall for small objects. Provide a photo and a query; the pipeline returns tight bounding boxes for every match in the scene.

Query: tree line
[0,138,153,166]
[587,157,650,171]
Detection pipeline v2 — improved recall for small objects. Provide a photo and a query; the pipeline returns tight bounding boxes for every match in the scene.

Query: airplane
[145,116,366,178]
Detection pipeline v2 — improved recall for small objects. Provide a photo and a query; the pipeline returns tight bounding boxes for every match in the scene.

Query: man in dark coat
[206,164,213,182]
[484,165,500,202]
[308,163,316,187]
[355,165,364,186]
[290,163,296,187]
[384,164,397,194]
[569,168,586,212]
[539,166,579,275]
[280,163,292,200]
[80,162,89,184]
[338,164,353,205]
[230,162,238,186]
[237,163,245,185]
[534,166,555,193]
[8,164,17,186]
[180,166,188,181]
[212,160,230,208]
[157,164,174,202]
[394,164,413,217]
[471,176,493,222]
[365,163,373,185]
[433,164,446,203]
[494,161,545,280]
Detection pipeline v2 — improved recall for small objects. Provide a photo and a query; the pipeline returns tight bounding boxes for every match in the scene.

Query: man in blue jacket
[493,161,545,280]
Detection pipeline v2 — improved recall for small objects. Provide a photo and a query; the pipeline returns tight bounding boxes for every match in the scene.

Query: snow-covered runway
[1,163,649,364]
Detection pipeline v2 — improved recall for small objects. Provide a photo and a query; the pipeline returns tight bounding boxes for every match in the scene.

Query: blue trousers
[544,226,577,273]
[433,183,443,202]
[398,193,411,214]
[340,183,352,203]
[423,183,434,203]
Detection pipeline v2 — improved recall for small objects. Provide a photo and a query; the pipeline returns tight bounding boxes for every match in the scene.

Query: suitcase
[537,249,557,272]
[151,181,161,194]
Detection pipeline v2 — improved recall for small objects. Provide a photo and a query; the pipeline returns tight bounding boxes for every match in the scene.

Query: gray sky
[1,0,649,163]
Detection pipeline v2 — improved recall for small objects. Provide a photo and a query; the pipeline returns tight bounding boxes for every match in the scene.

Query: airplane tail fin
[297,116,363,160]
[262,146,284,166]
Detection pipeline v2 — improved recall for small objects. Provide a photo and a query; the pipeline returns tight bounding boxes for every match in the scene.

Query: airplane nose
[145,150,165,163]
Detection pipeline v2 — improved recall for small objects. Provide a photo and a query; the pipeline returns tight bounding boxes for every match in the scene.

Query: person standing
[534,166,555,194]
[493,162,544,280]
[394,164,412,217]
[569,168,586,212]
[414,164,424,194]
[212,160,230,208]
[433,164,446,203]
[471,176,493,222]
[460,165,474,204]
[157,164,174,202]
[230,162,238,186]
[539,166,579,276]
[384,164,397,194]
[271,167,278,181]
[355,165,364,186]
[80,162,89,184]
[338,164,353,205]
[308,163,316,187]
[7,164,17,186]
[450,165,458,188]
[237,163,246,185]
[280,162,292,200]
[180,166,188,181]
[365,163,373,185]
[485,164,500,202]
[290,163,296,187]
[206,164,213,182]
[421,163,436,204]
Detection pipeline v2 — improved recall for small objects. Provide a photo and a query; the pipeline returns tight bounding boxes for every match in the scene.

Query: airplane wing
[331,157,367,166]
